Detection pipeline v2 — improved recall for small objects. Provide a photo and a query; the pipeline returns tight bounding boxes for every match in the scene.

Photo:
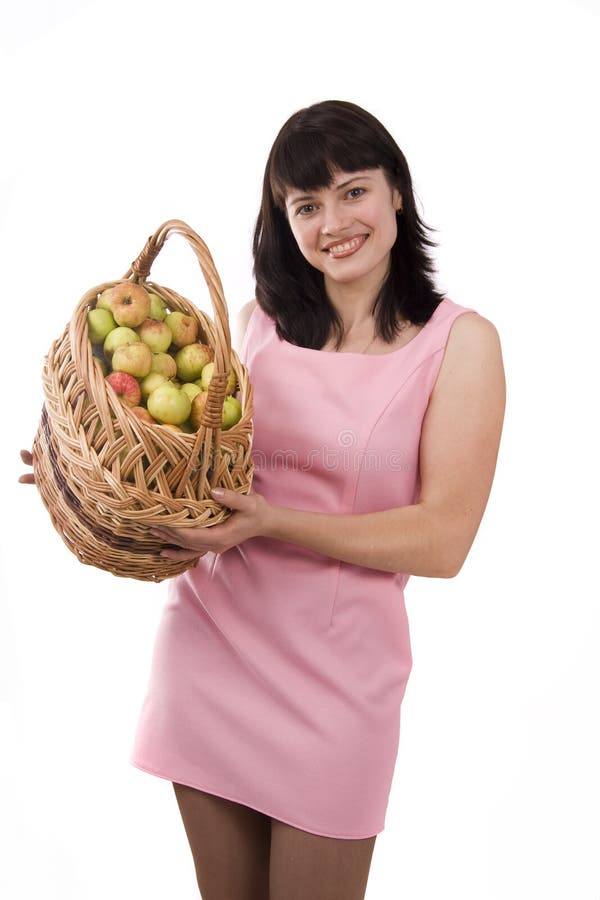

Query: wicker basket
[32,219,254,582]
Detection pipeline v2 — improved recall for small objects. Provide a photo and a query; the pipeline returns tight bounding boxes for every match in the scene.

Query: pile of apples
[86,283,242,433]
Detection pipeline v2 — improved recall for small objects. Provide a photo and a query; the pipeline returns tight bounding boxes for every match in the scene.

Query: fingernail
[210,488,225,498]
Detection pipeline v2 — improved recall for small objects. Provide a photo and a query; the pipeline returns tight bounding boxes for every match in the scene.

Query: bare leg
[172,782,271,900]
[269,817,377,900]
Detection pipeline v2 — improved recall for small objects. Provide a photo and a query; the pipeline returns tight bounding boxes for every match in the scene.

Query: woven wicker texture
[32,220,254,582]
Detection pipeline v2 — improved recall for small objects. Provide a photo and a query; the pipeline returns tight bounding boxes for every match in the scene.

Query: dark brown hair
[252,100,446,350]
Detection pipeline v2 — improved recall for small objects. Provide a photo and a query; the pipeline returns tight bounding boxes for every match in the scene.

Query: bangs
[269,129,387,208]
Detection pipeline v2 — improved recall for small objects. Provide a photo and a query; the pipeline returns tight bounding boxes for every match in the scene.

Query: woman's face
[284,167,402,293]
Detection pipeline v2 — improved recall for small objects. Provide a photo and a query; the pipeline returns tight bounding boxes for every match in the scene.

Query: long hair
[252,100,446,350]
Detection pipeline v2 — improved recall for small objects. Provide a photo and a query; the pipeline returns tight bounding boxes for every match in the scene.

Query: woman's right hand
[19,449,35,484]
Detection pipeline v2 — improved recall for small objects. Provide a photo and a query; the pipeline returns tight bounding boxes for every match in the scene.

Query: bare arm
[261,313,506,577]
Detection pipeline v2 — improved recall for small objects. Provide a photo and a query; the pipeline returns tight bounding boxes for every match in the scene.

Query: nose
[320,202,349,236]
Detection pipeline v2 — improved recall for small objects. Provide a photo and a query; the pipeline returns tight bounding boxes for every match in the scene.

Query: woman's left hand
[149,488,273,561]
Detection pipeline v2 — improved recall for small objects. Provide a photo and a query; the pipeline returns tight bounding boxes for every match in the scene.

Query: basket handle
[122,219,232,382]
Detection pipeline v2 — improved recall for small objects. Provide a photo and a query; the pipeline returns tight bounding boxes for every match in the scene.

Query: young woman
[21,100,506,900]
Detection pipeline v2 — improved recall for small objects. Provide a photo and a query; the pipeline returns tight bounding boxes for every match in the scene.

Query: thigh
[269,817,377,900]
[172,782,271,900]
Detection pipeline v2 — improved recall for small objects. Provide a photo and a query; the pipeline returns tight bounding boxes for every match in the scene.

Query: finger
[159,548,203,561]
[20,450,34,465]
[18,474,36,484]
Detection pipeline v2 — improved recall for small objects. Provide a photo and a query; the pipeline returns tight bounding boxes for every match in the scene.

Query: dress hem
[129,757,383,840]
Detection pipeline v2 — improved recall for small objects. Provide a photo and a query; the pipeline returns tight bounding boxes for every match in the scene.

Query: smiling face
[284,167,402,295]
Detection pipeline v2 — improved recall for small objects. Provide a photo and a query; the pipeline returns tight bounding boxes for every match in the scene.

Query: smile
[323,235,368,258]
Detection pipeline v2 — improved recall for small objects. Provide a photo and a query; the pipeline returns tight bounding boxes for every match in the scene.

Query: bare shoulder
[233,299,258,353]
[434,311,504,394]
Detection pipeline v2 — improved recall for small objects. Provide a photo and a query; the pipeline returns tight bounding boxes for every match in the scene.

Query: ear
[392,187,403,212]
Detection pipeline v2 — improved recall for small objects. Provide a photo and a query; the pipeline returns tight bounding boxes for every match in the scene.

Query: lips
[322,234,368,258]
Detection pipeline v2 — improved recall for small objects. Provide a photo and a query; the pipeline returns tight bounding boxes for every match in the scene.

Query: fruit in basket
[131,406,156,424]
[105,371,142,407]
[87,307,116,344]
[104,326,139,360]
[150,351,178,378]
[148,291,168,321]
[137,318,173,353]
[189,390,209,430]
[97,287,115,311]
[222,395,243,430]
[181,382,203,403]
[110,283,151,328]
[165,311,199,347]
[111,341,153,378]
[198,361,237,395]
[147,383,192,425]
[175,342,213,381]
[141,372,168,399]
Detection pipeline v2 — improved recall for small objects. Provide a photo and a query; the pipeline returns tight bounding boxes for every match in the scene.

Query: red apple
[137,318,173,353]
[131,406,156,424]
[105,371,142,407]
[110,283,151,328]
[111,341,153,378]
[165,310,198,347]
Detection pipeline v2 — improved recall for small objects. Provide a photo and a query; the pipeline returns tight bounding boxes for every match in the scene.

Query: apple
[103,326,139,360]
[165,310,198,347]
[131,406,156,424]
[136,318,173,353]
[148,291,168,321]
[199,361,236,394]
[105,371,142,407]
[97,287,115,311]
[181,382,203,403]
[175,342,213,382]
[87,307,116,344]
[222,395,242,430]
[160,423,184,433]
[141,371,168,399]
[147,383,192,425]
[189,391,209,430]
[110,282,151,328]
[111,341,153,378]
[150,351,178,378]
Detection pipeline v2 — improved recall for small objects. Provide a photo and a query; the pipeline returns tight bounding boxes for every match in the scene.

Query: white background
[1,1,598,897]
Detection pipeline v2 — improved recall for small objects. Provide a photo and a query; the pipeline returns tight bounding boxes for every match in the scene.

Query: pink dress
[130,297,477,839]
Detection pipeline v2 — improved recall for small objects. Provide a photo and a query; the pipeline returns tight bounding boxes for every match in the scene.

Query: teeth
[328,237,363,254]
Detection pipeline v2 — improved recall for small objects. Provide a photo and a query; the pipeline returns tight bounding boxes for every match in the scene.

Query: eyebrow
[286,174,375,207]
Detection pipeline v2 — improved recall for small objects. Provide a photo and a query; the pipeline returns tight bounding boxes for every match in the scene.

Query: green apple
[137,318,173,353]
[97,287,115,312]
[141,371,168,400]
[222,396,242,430]
[103,326,139,361]
[147,383,192,425]
[150,352,177,378]
[111,341,153,378]
[181,382,203,403]
[199,361,236,394]
[175,343,213,382]
[165,310,199,347]
[148,291,168,321]
[87,307,116,344]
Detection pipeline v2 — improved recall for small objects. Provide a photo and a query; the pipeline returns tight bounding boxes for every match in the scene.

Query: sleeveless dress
[130,296,478,839]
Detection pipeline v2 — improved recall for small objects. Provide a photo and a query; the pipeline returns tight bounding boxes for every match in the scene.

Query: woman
[21,100,505,900]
